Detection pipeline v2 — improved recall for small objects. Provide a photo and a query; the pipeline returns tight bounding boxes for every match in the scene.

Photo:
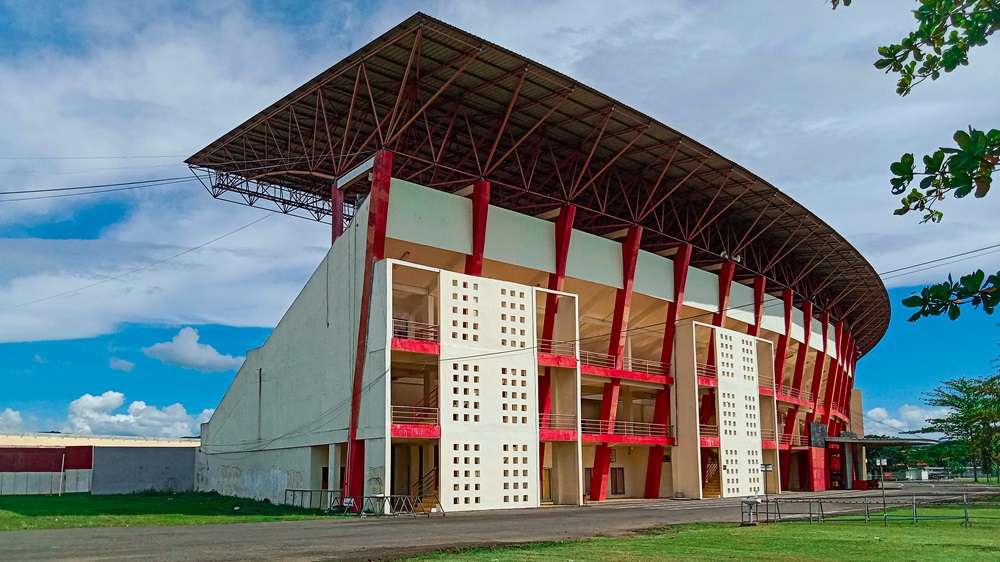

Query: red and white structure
[189,14,884,509]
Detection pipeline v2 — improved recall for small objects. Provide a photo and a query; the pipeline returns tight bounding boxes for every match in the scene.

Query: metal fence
[759,493,1000,528]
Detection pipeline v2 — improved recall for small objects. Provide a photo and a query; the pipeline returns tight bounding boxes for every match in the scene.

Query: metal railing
[778,385,814,403]
[391,318,439,342]
[539,413,578,430]
[760,428,776,441]
[580,418,669,437]
[699,423,719,437]
[778,433,809,446]
[537,338,577,356]
[391,405,439,425]
[284,488,342,510]
[580,350,616,369]
[696,363,718,379]
[623,357,670,376]
[759,493,995,527]
[758,375,775,391]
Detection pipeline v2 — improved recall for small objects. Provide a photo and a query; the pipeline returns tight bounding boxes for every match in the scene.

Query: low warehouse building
[0,432,199,495]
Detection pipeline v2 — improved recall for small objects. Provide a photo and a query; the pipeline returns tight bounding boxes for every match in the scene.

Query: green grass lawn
[0,491,329,531]
[409,506,1000,562]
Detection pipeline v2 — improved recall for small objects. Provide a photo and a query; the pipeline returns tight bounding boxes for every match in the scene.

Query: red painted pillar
[659,244,692,367]
[746,276,766,337]
[774,290,794,390]
[592,226,641,501]
[538,205,574,482]
[331,181,344,244]
[776,290,796,451]
[783,301,813,438]
[645,243,691,499]
[805,312,830,425]
[590,380,621,501]
[464,179,491,277]
[706,261,735,368]
[607,226,642,368]
[823,323,844,430]
[344,149,393,500]
[712,261,736,328]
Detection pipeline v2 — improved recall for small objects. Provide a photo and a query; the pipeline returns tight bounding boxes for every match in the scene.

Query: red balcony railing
[580,350,616,369]
[778,433,809,447]
[758,374,775,392]
[391,405,438,425]
[538,413,577,430]
[537,338,577,356]
[623,357,670,377]
[699,423,719,437]
[778,385,814,403]
[580,418,669,438]
[696,363,718,380]
[392,318,439,342]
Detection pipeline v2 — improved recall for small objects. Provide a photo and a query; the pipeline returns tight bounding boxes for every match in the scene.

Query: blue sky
[0,1,997,437]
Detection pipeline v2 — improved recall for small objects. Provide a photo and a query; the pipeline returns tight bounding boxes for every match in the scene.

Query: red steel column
[775,290,795,491]
[607,226,642,367]
[464,179,491,277]
[645,243,691,499]
[822,322,844,430]
[706,261,736,368]
[659,244,692,367]
[782,301,812,439]
[712,261,736,329]
[774,290,794,390]
[538,205,574,480]
[331,181,344,244]
[746,276,766,337]
[589,379,621,500]
[592,226,641,501]
[538,206,575,419]
[805,312,831,425]
[344,149,393,500]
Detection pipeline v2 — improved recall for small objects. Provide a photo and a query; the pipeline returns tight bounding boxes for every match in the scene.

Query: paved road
[1,483,992,562]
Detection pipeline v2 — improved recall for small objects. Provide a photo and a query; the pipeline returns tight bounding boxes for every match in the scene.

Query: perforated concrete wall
[438,270,539,511]
[716,327,765,497]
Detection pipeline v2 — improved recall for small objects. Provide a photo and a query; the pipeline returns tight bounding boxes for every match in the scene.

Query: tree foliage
[902,268,999,320]
[836,0,999,320]
[911,375,1000,481]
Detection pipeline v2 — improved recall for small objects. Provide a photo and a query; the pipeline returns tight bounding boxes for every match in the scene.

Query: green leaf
[948,303,961,320]
[902,295,925,307]
[954,129,972,151]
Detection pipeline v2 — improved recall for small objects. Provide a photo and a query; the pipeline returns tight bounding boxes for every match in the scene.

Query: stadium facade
[188,14,885,511]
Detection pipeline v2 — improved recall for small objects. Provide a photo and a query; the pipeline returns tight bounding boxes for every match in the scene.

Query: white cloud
[142,327,244,372]
[0,0,998,347]
[63,390,213,437]
[33,354,45,363]
[0,408,25,431]
[109,357,135,372]
[866,404,951,436]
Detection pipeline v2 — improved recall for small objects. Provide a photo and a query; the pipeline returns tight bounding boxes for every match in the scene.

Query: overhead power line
[878,242,1000,277]
[0,214,271,313]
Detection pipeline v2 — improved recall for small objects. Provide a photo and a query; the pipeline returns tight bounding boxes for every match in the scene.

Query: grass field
[0,492,329,531]
[409,505,1000,562]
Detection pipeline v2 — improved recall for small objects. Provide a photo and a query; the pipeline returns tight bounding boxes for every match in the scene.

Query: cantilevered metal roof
[187,12,889,354]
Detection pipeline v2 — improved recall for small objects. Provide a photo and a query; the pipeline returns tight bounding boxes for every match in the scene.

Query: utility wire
[0,214,271,313]
[878,241,1000,277]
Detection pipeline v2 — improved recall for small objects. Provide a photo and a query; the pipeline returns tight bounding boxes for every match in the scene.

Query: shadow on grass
[0,491,325,518]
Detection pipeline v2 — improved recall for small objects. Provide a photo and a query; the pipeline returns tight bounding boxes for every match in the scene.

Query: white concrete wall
[197,201,372,503]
